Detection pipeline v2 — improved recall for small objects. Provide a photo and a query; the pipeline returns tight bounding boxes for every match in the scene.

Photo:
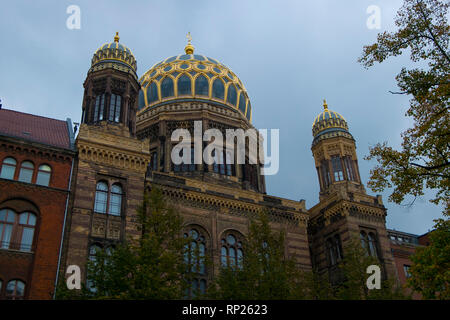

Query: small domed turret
[90,32,137,77]
[312,99,353,146]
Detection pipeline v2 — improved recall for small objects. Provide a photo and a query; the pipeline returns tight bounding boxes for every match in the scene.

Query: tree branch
[410,161,449,171]
[389,90,408,95]
[416,0,450,64]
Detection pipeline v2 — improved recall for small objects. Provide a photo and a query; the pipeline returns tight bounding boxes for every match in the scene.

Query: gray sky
[0,0,444,235]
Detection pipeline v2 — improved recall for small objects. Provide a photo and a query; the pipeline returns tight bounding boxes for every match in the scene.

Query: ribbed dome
[90,32,137,75]
[137,49,252,122]
[312,100,349,138]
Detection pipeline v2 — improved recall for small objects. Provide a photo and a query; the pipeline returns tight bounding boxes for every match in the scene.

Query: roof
[138,53,251,122]
[0,108,72,150]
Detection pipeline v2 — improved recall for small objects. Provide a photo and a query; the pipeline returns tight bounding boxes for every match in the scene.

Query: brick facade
[0,130,74,299]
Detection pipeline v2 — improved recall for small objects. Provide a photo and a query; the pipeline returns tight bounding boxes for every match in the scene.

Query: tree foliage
[408,218,450,299]
[58,187,191,299]
[208,212,306,299]
[208,215,406,300]
[358,0,449,214]
[333,239,406,300]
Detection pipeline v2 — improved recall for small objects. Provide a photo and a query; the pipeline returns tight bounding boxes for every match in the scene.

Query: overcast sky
[0,0,444,235]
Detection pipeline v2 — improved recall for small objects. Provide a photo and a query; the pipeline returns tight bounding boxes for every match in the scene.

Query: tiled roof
[0,108,72,150]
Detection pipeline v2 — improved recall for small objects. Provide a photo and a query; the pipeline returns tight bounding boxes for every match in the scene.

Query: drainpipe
[53,156,74,299]
[53,118,76,299]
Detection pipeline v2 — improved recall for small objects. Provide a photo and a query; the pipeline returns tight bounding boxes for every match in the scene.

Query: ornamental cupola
[137,33,252,123]
[81,32,140,136]
[311,100,364,198]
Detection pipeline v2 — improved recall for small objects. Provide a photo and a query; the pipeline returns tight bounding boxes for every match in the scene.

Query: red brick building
[0,109,75,299]
[387,229,431,299]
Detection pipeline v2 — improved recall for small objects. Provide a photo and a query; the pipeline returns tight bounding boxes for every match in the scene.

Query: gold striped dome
[137,43,252,122]
[90,32,137,75]
[312,100,349,138]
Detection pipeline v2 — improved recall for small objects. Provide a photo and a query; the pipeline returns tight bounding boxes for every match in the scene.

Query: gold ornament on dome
[312,99,349,137]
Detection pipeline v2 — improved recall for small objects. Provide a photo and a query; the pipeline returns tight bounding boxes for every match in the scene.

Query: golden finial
[185,32,194,54]
[114,32,120,43]
[323,99,328,110]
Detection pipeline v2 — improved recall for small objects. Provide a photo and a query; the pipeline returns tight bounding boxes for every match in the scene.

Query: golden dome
[137,43,252,122]
[90,32,137,75]
[312,99,350,138]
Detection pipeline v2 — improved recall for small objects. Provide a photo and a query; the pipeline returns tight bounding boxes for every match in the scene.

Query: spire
[323,99,328,110]
[114,31,120,43]
[184,32,194,54]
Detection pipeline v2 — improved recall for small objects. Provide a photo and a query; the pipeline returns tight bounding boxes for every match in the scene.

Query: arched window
[321,160,331,188]
[138,90,145,110]
[227,84,237,106]
[109,184,123,216]
[184,229,206,275]
[221,233,243,269]
[212,79,224,100]
[161,77,174,98]
[36,164,51,186]
[177,74,192,96]
[0,157,17,180]
[173,146,196,173]
[334,234,343,261]
[94,181,123,216]
[344,156,356,181]
[0,209,36,252]
[0,208,15,249]
[331,156,344,181]
[87,244,102,293]
[326,238,336,266]
[326,234,343,267]
[212,149,234,176]
[150,150,158,171]
[225,151,234,176]
[18,212,36,252]
[242,163,259,190]
[195,75,209,96]
[5,280,25,300]
[94,94,106,122]
[147,82,159,104]
[184,228,207,297]
[238,92,246,115]
[368,233,378,258]
[18,161,34,183]
[89,244,101,263]
[94,182,108,214]
[212,149,224,174]
[360,231,369,256]
[109,94,122,122]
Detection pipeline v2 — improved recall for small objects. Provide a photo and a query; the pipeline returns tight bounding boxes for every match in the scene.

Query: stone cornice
[147,172,309,226]
[136,101,253,132]
[309,191,386,227]
[77,124,150,173]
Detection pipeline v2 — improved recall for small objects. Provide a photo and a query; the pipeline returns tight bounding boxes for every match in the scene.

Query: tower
[81,32,139,136]
[308,100,397,284]
[60,33,150,285]
[311,99,364,201]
